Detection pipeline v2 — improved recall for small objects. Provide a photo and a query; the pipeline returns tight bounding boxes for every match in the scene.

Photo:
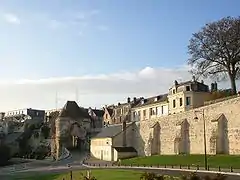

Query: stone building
[131,94,168,122]
[87,107,104,132]
[135,96,240,156]
[103,105,114,125]
[167,77,211,114]
[103,97,141,125]
[53,101,92,160]
[90,121,137,161]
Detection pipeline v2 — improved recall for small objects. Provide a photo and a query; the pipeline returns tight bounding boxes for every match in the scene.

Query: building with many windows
[4,108,45,122]
[103,97,141,125]
[167,77,211,114]
[131,94,168,121]
[102,77,214,124]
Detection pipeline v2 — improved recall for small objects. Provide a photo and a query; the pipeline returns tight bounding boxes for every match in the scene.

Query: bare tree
[188,16,240,94]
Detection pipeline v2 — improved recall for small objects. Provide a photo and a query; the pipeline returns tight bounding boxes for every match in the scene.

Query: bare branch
[188,16,240,94]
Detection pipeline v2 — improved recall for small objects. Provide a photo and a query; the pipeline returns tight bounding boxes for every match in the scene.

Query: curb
[82,164,240,176]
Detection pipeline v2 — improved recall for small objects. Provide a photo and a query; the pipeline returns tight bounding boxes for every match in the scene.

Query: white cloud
[97,25,109,31]
[3,13,20,25]
[0,65,237,112]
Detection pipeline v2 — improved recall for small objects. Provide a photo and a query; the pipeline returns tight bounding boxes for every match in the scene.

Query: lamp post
[194,109,207,170]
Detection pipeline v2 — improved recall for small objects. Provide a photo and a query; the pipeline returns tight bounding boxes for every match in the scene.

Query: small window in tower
[186,97,191,106]
[173,100,176,108]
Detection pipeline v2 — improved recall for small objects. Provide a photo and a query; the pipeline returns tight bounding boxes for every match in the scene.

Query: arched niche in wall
[211,114,229,154]
[174,119,190,154]
[150,122,161,155]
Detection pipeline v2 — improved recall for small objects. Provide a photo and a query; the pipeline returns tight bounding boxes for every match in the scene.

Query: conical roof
[59,101,90,119]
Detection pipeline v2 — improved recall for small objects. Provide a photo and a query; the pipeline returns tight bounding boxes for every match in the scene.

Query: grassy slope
[12,170,145,180]
[121,155,240,168]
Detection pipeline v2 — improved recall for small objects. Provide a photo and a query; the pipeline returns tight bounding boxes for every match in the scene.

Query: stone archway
[175,119,190,154]
[69,122,87,150]
[211,114,229,154]
[151,122,161,155]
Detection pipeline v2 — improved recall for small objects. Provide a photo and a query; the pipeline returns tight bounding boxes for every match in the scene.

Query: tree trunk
[229,74,237,95]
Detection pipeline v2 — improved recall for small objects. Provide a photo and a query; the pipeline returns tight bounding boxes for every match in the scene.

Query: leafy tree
[188,16,240,94]
[0,145,11,165]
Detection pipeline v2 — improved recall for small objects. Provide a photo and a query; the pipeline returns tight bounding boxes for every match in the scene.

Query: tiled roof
[59,101,90,119]
[113,146,137,152]
[173,80,209,91]
[133,94,168,108]
[92,123,132,138]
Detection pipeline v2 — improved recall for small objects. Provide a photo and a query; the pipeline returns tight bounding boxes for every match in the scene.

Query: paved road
[0,150,87,179]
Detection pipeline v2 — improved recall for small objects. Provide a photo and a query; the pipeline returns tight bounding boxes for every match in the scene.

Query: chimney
[133,97,137,103]
[174,80,178,86]
[192,76,196,82]
[211,83,214,92]
[214,81,218,91]
[122,121,127,147]
[201,80,204,84]
[118,102,121,106]
[127,97,131,103]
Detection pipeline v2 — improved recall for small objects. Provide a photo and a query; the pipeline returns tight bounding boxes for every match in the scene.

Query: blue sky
[0,0,239,110]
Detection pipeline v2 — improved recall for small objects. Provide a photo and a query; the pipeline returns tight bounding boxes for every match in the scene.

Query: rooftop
[92,122,133,138]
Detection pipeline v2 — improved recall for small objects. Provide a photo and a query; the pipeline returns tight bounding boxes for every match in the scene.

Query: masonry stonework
[136,96,240,156]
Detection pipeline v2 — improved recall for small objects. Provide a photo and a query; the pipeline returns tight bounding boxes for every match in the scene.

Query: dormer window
[154,97,158,102]
[141,99,145,104]
[186,86,190,91]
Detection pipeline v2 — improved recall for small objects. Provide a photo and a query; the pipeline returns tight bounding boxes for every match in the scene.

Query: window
[106,114,108,119]
[173,100,176,108]
[186,86,190,91]
[137,111,141,120]
[152,108,155,115]
[173,89,176,94]
[149,108,152,115]
[161,106,164,114]
[143,110,146,117]
[155,107,158,115]
[186,97,191,106]
[180,98,183,106]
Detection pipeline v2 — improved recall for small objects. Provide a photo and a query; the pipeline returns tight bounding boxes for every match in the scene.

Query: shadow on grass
[11,174,61,180]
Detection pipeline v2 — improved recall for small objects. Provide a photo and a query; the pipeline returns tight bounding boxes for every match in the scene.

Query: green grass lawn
[121,155,240,169]
[121,154,240,169]
[11,170,152,180]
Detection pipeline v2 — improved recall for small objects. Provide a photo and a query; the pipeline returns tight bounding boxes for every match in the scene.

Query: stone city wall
[136,96,240,156]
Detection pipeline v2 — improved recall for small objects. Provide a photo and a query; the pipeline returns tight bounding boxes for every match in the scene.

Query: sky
[0,0,239,111]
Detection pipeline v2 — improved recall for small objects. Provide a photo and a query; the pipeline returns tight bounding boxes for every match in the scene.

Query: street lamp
[194,109,208,170]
